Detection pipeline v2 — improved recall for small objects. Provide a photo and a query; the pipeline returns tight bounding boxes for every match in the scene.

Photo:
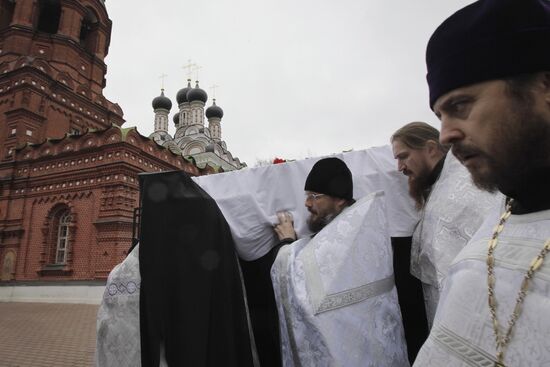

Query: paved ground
[0,302,99,367]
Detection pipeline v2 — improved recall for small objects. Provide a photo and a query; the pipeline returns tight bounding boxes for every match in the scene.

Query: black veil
[138,171,258,367]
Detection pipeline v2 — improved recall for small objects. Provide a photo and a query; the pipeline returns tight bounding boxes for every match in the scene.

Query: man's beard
[408,166,433,210]
[307,211,338,233]
[452,98,550,195]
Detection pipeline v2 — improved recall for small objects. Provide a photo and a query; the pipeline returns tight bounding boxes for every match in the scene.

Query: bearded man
[391,122,499,328]
[414,0,550,366]
[391,122,448,211]
[271,157,409,367]
[273,157,356,242]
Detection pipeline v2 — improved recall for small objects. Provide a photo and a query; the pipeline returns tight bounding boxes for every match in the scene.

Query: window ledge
[38,264,73,276]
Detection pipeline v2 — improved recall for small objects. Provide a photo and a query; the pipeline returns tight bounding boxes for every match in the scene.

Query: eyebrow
[435,92,474,118]
[434,97,453,118]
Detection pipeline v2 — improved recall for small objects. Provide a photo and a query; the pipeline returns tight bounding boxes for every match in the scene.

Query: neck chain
[487,198,550,367]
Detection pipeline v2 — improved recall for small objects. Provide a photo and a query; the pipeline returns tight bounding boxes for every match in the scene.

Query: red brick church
[0,0,227,283]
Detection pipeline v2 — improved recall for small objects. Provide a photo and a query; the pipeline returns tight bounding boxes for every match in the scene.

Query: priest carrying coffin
[270,158,410,367]
[96,171,259,367]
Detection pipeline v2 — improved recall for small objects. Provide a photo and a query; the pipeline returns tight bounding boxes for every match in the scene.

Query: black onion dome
[176,79,193,104]
[205,99,224,119]
[186,81,208,103]
[173,113,180,125]
[152,89,172,110]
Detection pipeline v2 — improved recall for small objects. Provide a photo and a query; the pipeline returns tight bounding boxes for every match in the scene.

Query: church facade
[0,0,243,282]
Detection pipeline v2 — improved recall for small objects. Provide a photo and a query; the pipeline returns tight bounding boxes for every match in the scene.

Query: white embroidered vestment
[414,204,550,366]
[271,192,410,367]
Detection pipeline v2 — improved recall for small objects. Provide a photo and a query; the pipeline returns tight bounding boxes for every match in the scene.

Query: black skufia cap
[304,157,353,200]
[426,0,550,109]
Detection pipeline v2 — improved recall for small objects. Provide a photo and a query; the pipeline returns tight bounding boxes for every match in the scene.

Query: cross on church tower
[159,73,168,90]
[182,60,197,80]
[192,64,202,82]
[209,84,220,99]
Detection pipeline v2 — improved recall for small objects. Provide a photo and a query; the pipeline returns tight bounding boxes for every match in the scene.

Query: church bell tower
[0,0,124,161]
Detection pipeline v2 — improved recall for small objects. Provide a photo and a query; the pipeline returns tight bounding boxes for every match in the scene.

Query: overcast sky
[102,0,475,166]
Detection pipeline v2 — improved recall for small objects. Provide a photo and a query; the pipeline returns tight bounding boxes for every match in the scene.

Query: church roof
[15,124,191,167]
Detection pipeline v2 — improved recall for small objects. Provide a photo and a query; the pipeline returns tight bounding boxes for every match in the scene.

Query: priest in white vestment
[96,245,143,367]
[391,122,500,327]
[414,201,550,366]
[413,0,550,365]
[271,158,409,367]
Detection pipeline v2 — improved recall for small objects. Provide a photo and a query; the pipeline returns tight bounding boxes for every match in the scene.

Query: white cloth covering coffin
[271,192,410,367]
[194,145,419,261]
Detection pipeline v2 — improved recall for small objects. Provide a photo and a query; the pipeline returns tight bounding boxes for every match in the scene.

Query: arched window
[79,7,99,54]
[0,0,15,30]
[36,0,61,34]
[54,211,71,264]
[38,204,77,275]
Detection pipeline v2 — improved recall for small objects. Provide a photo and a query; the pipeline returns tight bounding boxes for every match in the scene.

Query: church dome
[176,80,193,104]
[173,113,180,125]
[152,90,172,110]
[205,99,224,119]
[187,81,208,103]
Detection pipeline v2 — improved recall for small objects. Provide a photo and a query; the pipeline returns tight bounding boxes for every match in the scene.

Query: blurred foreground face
[435,77,550,193]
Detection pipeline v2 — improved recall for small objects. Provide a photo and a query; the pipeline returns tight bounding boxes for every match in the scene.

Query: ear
[425,140,439,157]
[335,198,348,211]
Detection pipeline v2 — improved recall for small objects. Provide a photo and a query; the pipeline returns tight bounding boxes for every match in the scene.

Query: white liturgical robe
[411,153,501,325]
[414,202,550,367]
[271,192,410,367]
[96,245,170,367]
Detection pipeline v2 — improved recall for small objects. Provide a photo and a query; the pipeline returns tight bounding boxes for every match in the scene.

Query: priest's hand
[274,211,297,242]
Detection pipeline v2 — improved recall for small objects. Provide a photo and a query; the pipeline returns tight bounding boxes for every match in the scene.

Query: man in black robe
[138,171,258,367]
